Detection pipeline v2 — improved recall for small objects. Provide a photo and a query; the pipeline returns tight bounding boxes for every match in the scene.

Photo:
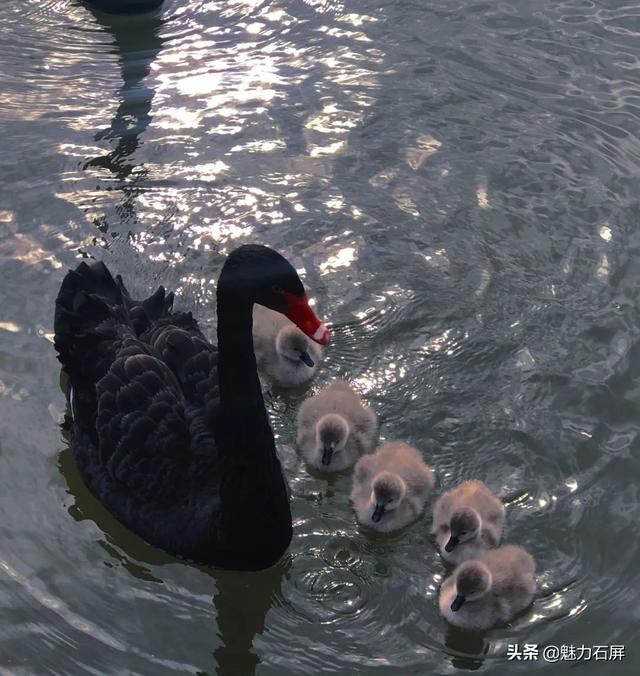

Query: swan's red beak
[283,292,330,345]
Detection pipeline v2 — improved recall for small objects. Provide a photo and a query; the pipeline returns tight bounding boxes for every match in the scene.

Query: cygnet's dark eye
[459,531,467,536]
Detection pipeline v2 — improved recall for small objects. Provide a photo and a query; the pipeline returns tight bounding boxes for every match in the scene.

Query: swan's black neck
[216,295,264,427]
[214,268,292,569]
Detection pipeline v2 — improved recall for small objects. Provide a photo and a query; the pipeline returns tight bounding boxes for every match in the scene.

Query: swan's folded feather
[55,261,221,514]
[141,322,220,424]
[96,352,193,503]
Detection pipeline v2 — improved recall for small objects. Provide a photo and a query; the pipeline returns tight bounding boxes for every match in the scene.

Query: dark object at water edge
[83,0,164,13]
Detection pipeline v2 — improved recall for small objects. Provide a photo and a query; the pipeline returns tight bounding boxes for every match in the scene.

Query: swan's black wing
[142,318,219,432]
[96,350,191,502]
[55,260,219,429]
[88,341,220,557]
[55,261,221,558]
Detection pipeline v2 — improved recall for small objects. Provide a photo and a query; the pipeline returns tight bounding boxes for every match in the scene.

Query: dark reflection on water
[212,564,288,676]
[444,628,489,671]
[81,1,165,224]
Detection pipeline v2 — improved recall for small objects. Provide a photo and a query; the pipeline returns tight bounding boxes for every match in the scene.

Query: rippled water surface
[1,0,640,673]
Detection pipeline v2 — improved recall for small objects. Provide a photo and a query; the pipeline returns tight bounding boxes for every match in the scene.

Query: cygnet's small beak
[299,351,315,367]
[450,594,465,612]
[445,535,460,553]
[371,503,385,523]
[321,446,334,466]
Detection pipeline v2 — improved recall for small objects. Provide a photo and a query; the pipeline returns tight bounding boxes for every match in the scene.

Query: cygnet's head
[276,326,315,367]
[445,507,481,553]
[370,472,407,523]
[315,414,349,467]
[450,560,492,611]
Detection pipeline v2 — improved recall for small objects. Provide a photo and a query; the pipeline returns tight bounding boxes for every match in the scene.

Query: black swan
[54,245,330,570]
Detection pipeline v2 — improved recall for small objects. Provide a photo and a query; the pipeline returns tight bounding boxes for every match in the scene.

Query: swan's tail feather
[54,260,133,385]
[142,284,175,321]
[55,261,178,386]
[122,283,175,335]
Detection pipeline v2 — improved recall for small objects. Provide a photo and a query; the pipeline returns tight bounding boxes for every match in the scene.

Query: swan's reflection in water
[79,1,165,224]
[58,445,287,675]
[211,562,289,676]
[443,626,488,671]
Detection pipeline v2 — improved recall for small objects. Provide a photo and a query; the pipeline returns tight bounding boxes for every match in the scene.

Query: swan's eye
[272,284,283,294]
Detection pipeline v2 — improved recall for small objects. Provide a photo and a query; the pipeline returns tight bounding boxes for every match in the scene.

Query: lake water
[1,0,638,673]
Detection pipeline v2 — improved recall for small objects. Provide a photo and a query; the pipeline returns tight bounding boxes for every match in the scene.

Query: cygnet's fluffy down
[253,304,322,387]
[439,545,536,630]
[351,441,435,532]
[432,480,505,564]
[296,380,377,472]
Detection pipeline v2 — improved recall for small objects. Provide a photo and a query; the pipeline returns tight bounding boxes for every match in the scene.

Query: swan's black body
[53,246,320,570]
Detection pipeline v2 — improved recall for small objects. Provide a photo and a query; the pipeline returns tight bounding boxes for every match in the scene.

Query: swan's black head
[221,245,330,345]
